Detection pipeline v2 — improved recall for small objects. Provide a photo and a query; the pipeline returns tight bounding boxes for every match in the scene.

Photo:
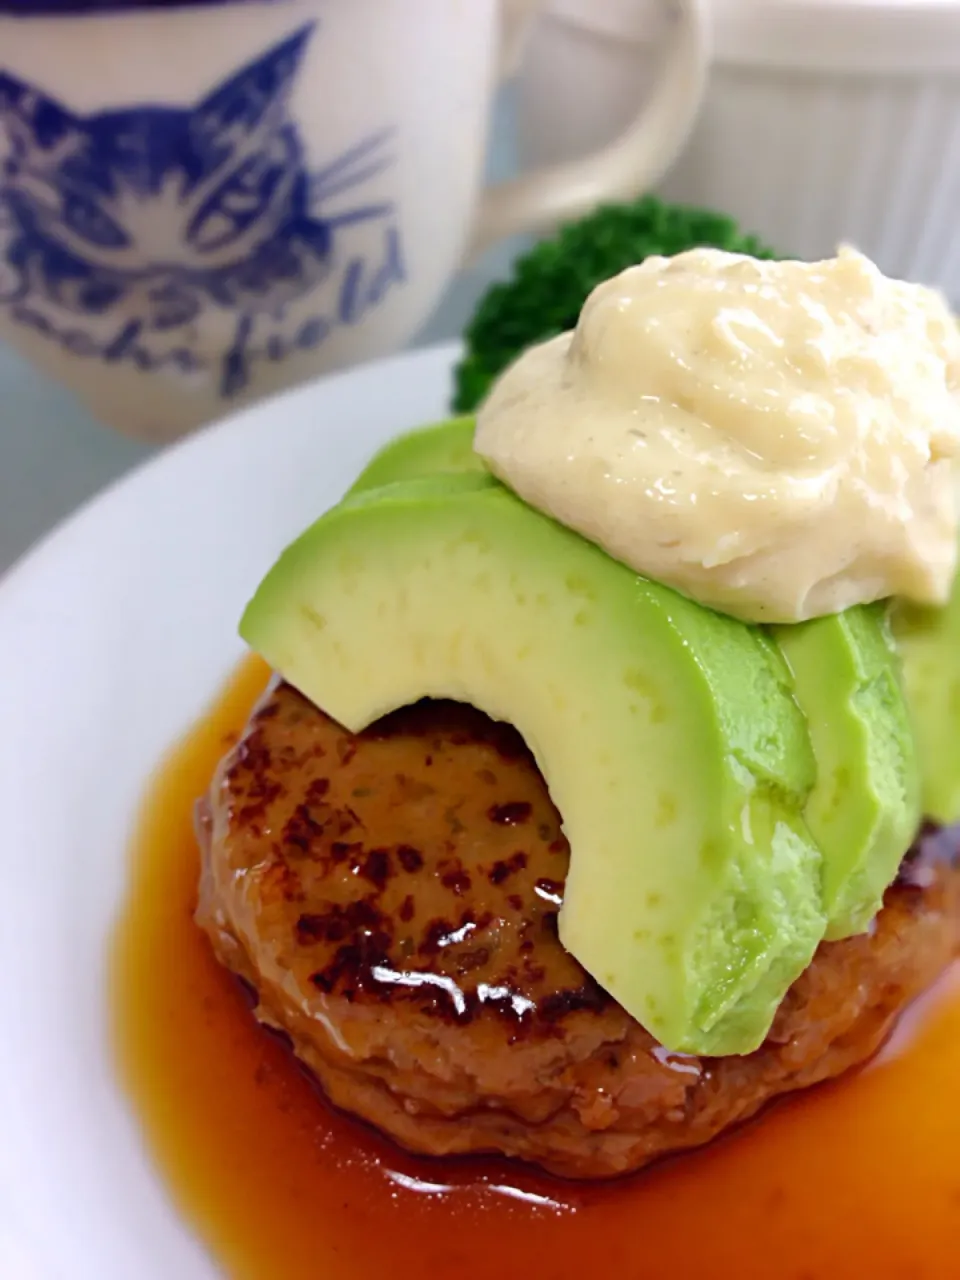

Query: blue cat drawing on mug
[0,23,404,396]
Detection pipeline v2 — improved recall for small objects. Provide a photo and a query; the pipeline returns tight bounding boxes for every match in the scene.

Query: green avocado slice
[773,606,920,941]
[240,473,825,1056]
[892,574,960,825]
[346,416,483,497]
[344,421,922,943]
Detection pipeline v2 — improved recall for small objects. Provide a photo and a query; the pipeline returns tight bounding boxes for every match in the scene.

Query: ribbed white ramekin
[519,0,960,294]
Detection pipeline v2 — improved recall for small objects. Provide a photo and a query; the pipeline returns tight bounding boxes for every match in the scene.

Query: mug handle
[468,0,711,259]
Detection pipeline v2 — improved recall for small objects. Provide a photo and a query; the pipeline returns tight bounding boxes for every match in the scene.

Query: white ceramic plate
[0,343,458,1280]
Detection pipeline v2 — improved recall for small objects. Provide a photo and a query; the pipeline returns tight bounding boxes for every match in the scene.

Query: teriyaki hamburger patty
[196,682,960,1180]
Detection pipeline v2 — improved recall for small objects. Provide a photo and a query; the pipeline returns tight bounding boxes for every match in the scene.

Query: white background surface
[0,90,527,577]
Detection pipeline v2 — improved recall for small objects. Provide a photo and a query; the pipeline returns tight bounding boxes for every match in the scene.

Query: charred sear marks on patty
[213,689,593,1028]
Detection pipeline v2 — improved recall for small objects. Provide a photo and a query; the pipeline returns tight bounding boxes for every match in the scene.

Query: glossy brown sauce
[112,656,960,1280]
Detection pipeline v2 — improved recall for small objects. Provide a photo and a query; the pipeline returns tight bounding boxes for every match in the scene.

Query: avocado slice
[892,578,960,825]
[240,473,825,1055]
[346,421,921,942]
[773,606,920,941]
[347,416,484,497]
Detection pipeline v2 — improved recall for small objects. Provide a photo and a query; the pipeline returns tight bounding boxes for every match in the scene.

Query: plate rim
[0,337,461,1280]
[0,339,462,609]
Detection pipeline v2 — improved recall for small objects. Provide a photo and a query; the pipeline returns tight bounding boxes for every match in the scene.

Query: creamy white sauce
[474,246,960,622]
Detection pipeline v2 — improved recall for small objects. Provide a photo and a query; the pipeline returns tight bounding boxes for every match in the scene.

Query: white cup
[519,0,960,300]
[0,0,707,442]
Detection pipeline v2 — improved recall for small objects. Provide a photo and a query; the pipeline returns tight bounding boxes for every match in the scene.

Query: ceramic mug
[0,0,707,442]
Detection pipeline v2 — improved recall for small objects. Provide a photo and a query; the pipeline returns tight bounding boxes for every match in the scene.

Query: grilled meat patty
[196,682,960,1179]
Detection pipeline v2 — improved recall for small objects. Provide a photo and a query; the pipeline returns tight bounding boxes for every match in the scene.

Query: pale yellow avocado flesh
[240,473,826,1055]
